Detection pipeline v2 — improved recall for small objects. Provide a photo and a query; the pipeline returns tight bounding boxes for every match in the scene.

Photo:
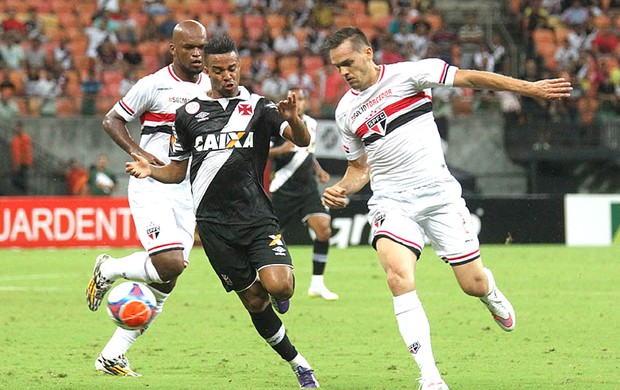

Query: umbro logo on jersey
[238,104,252,115]
[195,111,210,122]
[194,131,254,151]
[272,246,287,256]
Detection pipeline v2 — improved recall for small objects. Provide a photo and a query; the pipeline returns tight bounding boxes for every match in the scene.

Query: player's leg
[425,180,515,332]
[197,222,319,388]
[368,202,447,389]
[451,260,516,331]
[375,238,444,385]
[239,269,319,388]
[87,196,191,311]
[92,198,194,376]
[305,213,338,300]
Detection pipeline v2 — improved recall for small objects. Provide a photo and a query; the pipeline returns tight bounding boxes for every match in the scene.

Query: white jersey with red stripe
[335,59,458,195]
[114,64,210,195]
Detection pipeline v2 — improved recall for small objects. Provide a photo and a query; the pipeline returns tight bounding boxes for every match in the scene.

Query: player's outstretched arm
[322,154,370,209]
[125,153,188,183]
[103,110,165,166]
[453,69,573,100]
[277,93,311,147]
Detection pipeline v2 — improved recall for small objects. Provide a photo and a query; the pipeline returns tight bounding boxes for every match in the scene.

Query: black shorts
[196,220,293,292]
[272,190,330,229]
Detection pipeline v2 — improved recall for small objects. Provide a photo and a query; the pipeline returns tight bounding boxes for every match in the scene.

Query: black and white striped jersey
[269,114,318,198]
[171,86,289,225]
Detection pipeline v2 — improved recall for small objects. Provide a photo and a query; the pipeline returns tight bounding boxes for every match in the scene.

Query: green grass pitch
[1,245,619,389]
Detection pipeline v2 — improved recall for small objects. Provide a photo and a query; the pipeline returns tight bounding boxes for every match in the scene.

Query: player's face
[329,39,375,91]
[171,33,207,78]
[206,51,241,98]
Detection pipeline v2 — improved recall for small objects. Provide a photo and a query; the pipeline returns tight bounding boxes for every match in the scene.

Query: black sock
[249,305,298,361]
[312,240,329,275]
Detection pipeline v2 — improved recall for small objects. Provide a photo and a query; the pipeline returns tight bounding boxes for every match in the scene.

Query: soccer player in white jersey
[320,27,572,390]
[85,20,210,377]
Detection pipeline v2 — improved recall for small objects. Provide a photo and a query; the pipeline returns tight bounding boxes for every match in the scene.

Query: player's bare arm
[312,156,330,183]
[125,153,188,183]
[103,110,165,166]
[453,70,573,100]
[322,153,370,209]
[278,93,311,147]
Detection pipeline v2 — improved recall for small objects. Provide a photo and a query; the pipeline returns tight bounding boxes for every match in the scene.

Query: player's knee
[152,253,185,282]
[459,274,487,297]
[245,295,270,313]
[268,282,294,301]
[385,270,412,294]
[315,226,332,242]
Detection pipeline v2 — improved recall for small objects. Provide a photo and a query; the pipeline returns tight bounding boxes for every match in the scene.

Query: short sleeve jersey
[113,65,210,195]
[335,59,458,194]
[269,114,318,197]
[170,86,288,225]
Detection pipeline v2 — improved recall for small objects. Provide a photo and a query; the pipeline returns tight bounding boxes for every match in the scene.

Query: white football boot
[480,268,516,331]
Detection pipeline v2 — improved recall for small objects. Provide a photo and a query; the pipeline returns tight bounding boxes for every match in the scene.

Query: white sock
[483,268,496,298]
[310,275,324,289]
[100,327,141,359]
[100,252,164,283]
[100,286,170,358]
[393,291,441,379]
[288,353,311,370]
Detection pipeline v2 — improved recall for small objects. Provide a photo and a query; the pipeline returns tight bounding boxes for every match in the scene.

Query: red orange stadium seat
[344,0,367,16]
[51,0,73,14]
[229,26,244,43]
[423,13,442,32]
[210,0,231,15]
[278,55,300,78]
[302,55,324,72]
[186,0,209,16]
[227,14,242,29]
[334,14,354,29]
[8,70,26,96]
[266,14,286,30]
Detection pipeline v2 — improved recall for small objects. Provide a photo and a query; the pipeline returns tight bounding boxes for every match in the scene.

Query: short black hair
[321,26,371,55]
[204,35,238,56]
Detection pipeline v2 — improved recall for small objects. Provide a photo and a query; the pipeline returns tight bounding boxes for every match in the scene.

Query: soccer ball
[106,282,157,330]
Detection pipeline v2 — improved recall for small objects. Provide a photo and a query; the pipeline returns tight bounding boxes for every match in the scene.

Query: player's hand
[138,150,165,166]
[276,92,297,121]
[322,185,349,209]
[125,153,152,179]
[532,78,573,100]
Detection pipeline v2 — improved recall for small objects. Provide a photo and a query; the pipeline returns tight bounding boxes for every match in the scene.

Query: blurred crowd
[0,0,514,121]
[3,0,620,193]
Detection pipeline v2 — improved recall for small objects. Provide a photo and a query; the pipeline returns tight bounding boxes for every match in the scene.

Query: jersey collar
[199,86,251,101]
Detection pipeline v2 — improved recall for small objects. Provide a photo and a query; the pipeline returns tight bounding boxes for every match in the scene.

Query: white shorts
[367,177,480,266]
[129,191,196,264]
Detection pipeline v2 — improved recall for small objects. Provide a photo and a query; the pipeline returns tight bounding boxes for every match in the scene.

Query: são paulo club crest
[146,223,161,240]
[365,111,387,135]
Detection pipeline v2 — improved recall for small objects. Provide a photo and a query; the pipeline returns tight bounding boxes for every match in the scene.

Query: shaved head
[172,20,207,45]
[170,20,208,82]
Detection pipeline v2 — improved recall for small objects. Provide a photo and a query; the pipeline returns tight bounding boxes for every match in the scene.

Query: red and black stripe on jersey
[172,91,286,225]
